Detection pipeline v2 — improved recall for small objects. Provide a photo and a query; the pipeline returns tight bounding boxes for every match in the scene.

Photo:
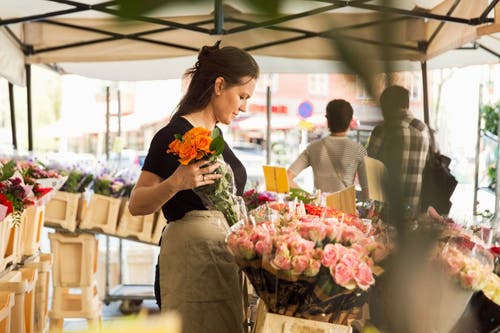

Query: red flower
[0,193,13,215]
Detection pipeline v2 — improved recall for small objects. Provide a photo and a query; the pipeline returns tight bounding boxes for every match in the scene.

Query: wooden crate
[0,217,21,272]
[151,212,167,245]
[116,201,155,242]
[49,284,102,333]
[44,191,83,232]
[49,232,98,288]
[20,205,46,257]
[0,215,13,272]
[79,194,123,234]
[252,301,352,333]
[0,292,15,333]
[24,254,52,333]
[0,267,38,333]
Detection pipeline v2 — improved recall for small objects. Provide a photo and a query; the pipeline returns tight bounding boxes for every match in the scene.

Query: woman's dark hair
[379,85,410,120]
[172,41,259,118]
[326,99,353,133]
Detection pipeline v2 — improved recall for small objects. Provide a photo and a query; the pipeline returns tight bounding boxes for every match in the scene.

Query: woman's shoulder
[153,117,192,141]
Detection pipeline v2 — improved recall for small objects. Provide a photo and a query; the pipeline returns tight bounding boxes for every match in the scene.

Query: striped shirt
[367,113,429,213]
[288,136,368,193]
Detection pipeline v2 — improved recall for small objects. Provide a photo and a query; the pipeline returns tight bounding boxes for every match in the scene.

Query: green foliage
[287,188,315,204]
[0,160,16,182]
[60,171,94,193]
[487,165,496,188]
[481,102,500,135]
[210,127,225,156]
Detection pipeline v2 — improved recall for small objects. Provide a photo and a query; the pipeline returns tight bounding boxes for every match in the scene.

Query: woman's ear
[214,76,225,96]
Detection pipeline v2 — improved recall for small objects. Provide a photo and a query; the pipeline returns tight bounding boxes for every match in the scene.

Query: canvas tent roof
[0,0,499,85]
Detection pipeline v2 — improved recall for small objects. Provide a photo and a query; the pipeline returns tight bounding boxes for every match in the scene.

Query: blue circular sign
[298,101,313,118]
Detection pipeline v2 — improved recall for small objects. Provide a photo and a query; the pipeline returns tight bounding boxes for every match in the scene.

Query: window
[356,76,372,100]
[307,74,328,95]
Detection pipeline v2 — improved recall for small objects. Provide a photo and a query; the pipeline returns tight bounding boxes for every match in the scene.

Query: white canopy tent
[0,0,499,150]
[0,0,499,85]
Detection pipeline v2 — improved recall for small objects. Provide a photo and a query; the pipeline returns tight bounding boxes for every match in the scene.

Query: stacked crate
[116,201,156,242]
[20,205,46,258]
[0,291,15,333]
[44,191,85,232]
[79,194,123,234]
[24,254,52,333]
[0,267,38,333]
[0,215,21,272]
[48,232,101,333]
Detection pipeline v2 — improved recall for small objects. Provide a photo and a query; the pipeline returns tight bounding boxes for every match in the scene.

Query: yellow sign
[298,120,313,130]
[325,185,357,215]
[364,156,387,203]
[262,165,289,193]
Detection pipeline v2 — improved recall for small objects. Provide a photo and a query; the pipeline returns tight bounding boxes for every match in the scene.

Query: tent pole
[420,61,430,126]
[8,82,17,151]
[105,85,110,161]
[25,64,33,151]
[266,85,271,165]
[473,84,483,217]
[214,0,224,34]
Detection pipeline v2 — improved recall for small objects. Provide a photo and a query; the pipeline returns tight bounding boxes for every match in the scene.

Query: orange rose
[195,135,213,153]
[166,139,182,154]
[178,142,197,165]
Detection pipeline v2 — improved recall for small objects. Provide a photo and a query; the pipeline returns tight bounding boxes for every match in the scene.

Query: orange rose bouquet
[167,127,241,225]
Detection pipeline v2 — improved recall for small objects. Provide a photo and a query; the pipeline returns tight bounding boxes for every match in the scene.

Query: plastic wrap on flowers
[226,209,390,324]
[194,156,241,226]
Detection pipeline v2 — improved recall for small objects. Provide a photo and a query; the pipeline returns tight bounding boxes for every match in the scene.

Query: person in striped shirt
[287,99,368,198]
[367,85,430,215]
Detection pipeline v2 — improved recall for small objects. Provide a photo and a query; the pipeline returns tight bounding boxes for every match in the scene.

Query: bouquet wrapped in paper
[167,127,242,225]
[227,203,391,324]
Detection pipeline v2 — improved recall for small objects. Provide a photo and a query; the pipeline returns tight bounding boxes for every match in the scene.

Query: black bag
[420,130,458,214]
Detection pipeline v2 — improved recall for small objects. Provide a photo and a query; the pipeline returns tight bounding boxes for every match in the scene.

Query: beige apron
[159,210,244,333]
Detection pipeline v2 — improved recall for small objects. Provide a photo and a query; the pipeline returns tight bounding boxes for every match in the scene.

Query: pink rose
[291,255,310,275]
[255,239,272,256]
[339,249,360,268]
[237,236,255,260]
[227,234,240,256]
[341,225,363,244]
[354,262,375,290]
[322,243,342,267]
[332,263,355,289]
[460,269,482,289]
[271,253,292,271]
[304,258,321,277]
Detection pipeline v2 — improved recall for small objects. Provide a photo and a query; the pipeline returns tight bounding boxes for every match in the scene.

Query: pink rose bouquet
[226,204,391,324]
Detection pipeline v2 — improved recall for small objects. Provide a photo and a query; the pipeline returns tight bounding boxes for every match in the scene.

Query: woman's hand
[170,159,223,191]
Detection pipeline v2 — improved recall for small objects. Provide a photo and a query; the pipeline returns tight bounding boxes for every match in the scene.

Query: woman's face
[212,76,256,125]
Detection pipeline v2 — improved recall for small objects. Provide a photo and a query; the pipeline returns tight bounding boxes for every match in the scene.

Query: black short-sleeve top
[142,116,247,222]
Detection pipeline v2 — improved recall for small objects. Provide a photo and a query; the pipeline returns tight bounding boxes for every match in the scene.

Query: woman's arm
[128,159,221,216]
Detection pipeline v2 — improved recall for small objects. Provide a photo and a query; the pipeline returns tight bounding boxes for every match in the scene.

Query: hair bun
[198,40,222,62]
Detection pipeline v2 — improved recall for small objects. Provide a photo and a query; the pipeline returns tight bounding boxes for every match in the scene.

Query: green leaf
[174,133,183,141]
[0,160,16,181]
[210,136,225,156]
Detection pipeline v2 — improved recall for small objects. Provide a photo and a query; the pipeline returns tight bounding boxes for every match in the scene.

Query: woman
[287,99,368,198]
[128,41,259,333]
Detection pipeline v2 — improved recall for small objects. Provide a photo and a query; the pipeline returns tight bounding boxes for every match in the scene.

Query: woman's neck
[182,110,216,129]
